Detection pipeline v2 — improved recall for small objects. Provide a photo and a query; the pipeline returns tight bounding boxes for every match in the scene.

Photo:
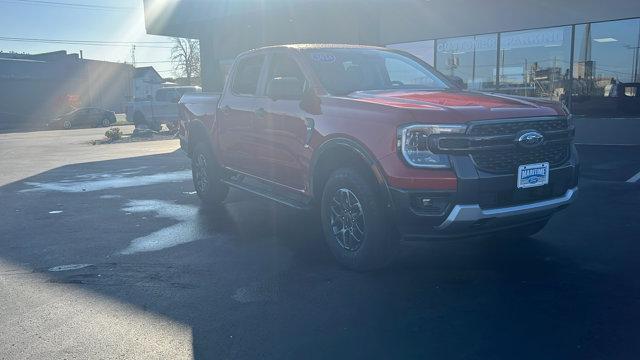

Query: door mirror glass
[266,77,303,100]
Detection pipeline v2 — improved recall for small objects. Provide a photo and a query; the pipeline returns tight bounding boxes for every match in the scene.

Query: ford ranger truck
[178,44,578,270]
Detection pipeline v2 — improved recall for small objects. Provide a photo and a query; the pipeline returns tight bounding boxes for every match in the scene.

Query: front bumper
[388,147,579,240]
[436,187,576,231]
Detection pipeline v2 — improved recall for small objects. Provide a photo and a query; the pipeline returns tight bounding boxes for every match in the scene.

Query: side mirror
[266,77,303,100]
[300,87,322,115]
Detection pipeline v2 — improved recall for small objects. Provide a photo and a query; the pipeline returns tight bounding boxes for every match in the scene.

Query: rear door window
[231,55,265,96]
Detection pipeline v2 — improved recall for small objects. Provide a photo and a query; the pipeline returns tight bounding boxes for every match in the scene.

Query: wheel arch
[186,119,213,157]
[310,137,393,209]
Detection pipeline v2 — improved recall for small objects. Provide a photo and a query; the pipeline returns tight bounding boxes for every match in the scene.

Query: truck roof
[160,85,201,90]
[246,43,389,55]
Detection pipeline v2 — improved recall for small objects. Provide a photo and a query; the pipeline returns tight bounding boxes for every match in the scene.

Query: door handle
[254,108,267,119]
[303,117,315,148]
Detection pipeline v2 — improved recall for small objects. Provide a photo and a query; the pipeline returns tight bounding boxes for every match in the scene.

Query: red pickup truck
[179,44,578,270]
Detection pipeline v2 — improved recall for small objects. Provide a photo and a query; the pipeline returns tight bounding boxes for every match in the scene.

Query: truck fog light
[412,194,451,215]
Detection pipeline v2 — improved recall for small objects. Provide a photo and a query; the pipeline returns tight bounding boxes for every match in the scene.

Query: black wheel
[320,167,396,270]
[63,120,72,129]
[101,118,111,127]
[191,142,229,207]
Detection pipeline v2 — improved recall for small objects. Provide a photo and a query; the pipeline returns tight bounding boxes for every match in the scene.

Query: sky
[0,0,176,76]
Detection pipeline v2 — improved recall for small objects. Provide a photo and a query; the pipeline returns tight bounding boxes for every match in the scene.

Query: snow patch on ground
[118,199,216,255]
[21,170,191,193]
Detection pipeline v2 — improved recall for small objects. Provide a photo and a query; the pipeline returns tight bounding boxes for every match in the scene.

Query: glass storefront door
[497,27,572,103]
[572,19,640,116]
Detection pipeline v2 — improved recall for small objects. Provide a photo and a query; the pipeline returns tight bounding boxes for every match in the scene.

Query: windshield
[302,48,449,95]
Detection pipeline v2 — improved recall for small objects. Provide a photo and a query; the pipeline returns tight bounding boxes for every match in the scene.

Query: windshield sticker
[310,52,336,63]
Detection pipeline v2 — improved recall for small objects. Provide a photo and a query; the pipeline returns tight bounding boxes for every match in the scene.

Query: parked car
[49,107,116,129]
[125,86,202,131]
[179,44,579,270]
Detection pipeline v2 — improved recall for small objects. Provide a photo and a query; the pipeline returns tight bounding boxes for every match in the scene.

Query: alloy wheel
[328,188,365,251]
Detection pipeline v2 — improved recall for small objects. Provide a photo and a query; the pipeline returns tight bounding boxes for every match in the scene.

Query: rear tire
[320,167,396,270]
[63,120,72,129]
[101,118,111,127]
[191,142,229,207]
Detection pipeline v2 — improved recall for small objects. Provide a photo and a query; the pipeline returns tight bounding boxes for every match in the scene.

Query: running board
[221,177,312,210]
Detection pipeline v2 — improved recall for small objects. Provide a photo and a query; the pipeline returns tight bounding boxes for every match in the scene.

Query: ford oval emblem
[517,131,544,148]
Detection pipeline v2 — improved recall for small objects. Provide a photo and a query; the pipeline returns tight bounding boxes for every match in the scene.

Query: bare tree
[171,38,200,85]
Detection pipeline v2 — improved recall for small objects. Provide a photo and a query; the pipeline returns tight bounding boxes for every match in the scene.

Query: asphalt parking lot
[1,127,640,359]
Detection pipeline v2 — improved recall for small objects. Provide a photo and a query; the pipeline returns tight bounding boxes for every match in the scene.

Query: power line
[0,36,172,45]
[135,60,174,64]
[0,36,173,48]
[0,0,138,11]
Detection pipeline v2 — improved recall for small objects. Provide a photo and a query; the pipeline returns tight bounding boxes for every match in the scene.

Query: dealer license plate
[517,162,549,189]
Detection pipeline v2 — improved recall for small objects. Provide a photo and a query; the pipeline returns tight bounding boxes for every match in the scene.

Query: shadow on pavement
[1,150,640,359]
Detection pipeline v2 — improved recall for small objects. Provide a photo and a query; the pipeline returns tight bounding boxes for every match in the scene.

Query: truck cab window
[267,53,307,89]
[385,57,439,87]
[232,55,265,96]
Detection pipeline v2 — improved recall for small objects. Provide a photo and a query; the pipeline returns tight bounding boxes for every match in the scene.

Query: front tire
[320,168,396,270]
[101,118,111,127]
[191,142,229,207]
[63,120,72,129]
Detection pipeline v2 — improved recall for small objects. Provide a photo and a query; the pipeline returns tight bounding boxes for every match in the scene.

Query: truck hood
[347,90,564,123]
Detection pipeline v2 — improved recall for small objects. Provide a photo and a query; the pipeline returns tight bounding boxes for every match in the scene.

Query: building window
[497,26,572,102]
[572,18,640,116]
[386,40,435,66]
[435,34,497,91]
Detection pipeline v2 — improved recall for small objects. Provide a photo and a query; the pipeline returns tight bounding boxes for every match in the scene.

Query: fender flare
[310,137,393,208]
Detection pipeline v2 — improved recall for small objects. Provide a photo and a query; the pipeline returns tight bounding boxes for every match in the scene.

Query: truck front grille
[468,117,568,136]
[470,142,570,174]
[467,117,571,174]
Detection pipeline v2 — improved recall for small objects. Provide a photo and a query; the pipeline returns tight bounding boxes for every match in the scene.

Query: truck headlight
[398,124,467,168]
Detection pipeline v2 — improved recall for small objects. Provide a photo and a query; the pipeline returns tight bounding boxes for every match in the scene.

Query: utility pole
[130,45,136,101]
